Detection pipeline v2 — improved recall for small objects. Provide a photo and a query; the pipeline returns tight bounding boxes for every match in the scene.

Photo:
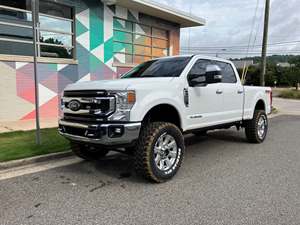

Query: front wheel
[134,122,185,183]
[244,110,268,143]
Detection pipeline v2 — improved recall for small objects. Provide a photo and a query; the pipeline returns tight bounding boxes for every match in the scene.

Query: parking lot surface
[1,115,300,225]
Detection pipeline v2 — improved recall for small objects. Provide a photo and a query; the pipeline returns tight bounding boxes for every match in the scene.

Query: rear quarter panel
[243,86,272,120]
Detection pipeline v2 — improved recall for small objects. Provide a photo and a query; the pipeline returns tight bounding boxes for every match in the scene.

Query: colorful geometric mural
[0,1,180,122]
[0,61,77,121]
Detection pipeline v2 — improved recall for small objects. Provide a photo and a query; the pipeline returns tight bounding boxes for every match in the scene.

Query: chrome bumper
[58,120,141,146]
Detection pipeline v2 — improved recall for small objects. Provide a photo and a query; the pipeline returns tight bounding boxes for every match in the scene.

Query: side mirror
[187,73,206,86]
[205,65,222,84]
[188,65,222,87]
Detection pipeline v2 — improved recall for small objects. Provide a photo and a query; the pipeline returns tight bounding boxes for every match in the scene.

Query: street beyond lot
[1,115,300,225]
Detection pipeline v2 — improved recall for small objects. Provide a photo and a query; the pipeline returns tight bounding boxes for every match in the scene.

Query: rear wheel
[134,122,185,183]
[244,110,268,143]
[71,142,110,160]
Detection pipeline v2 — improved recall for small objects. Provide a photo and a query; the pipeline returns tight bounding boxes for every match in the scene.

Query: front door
[185,59,224,130]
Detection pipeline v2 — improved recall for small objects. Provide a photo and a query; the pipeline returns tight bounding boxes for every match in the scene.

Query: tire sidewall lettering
[164,148,182,175]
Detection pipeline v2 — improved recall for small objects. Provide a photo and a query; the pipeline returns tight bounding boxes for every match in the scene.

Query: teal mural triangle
[89,53,102,73]
[90,7,104,51]
[76,19,89,37]
[104,37,114,63]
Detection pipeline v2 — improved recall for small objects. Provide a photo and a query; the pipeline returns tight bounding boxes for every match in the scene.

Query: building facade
[0,0,204,123]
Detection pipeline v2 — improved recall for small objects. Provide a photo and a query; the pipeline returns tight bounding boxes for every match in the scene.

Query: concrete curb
[0,151,74,170]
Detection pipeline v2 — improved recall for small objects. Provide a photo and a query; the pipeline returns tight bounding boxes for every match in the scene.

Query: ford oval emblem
[68,100,81,111]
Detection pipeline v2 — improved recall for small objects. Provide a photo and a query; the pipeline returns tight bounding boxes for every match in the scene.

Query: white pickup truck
[59,55,272,182]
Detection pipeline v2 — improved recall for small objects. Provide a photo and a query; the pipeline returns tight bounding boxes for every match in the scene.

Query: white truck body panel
[60,55,272,182]
[64,55,272,132]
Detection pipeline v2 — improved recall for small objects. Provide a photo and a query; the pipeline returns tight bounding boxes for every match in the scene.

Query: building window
[113,17,169,65]
[0,0,74,59]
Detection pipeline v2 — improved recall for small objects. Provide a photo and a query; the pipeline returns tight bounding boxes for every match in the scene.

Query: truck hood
[64,77,174,91]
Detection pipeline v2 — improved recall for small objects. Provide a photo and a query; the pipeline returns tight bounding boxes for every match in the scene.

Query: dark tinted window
[0,0,31,10]
[0,1,33,56]
[0,0,74,59]
[0,0,32,23]
[121,57,191,78]
[0,40,33,56]
[189,59,211,76]
[40,45,73,58]
[0,24,32,41]
[0,10,31,23]
[214,61,237,83]
[39,1,73,19]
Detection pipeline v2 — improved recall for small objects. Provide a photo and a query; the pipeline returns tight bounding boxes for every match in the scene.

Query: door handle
[216,89,223,94]
[237,90,244,94]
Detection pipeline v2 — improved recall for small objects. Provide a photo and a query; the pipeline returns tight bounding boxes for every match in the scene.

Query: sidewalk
[273,97,300,115]
[0,118,58,133]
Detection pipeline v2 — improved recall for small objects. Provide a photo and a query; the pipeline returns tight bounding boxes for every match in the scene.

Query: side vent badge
[183,88,189,107]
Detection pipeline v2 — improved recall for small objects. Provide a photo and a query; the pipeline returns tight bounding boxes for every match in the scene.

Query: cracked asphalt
[0,115,300,225]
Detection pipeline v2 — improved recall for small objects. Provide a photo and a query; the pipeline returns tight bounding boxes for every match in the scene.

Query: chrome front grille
[62,90,116,121]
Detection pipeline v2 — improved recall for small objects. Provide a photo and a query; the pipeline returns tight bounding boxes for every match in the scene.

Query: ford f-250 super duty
[59,55,272,183]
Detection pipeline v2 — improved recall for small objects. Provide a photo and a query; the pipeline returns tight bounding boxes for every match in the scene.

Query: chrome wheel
[257,114,267,139]
[154,132,178,171]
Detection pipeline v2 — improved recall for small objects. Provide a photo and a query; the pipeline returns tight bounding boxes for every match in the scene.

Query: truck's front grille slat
[62,90,116,122]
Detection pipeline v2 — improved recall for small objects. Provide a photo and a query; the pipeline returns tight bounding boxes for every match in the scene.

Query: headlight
[108,90,136,121]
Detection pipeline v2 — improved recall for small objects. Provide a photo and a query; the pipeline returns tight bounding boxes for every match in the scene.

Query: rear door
[185,59,224,130]
[213,61,244,122]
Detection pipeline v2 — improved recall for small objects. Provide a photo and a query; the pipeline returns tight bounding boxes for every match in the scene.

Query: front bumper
[58,120,141,146]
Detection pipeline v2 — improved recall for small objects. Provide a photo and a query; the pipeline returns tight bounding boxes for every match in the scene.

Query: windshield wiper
[141,75,156,77]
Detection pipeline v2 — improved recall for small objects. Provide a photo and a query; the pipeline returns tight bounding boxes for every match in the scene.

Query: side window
[214,61,237,83]
[189,59,211,76]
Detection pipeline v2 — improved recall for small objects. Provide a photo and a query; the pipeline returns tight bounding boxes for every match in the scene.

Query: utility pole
[32,0,41,145]
[261,0,270,86]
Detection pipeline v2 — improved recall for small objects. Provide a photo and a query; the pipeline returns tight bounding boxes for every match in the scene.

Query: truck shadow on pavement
[76,130,249,183]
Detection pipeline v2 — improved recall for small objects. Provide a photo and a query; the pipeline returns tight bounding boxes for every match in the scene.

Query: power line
[181,40,300,50]
[181,49,300,54]
[181,48,300,53]
[242,0,260,83]
[245,0,260,58]
[180,50,300,55]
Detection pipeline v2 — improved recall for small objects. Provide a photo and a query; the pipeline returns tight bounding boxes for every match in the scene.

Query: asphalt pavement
[1,115,300,225]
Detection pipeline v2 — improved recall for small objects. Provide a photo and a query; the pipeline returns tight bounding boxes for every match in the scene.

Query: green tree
[283,67,300,90]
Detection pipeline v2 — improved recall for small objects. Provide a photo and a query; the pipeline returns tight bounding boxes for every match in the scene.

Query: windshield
[121,57,191,79]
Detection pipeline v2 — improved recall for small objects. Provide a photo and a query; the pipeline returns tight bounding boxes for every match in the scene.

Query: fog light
[115,128,122,134]
[108,126,124,138]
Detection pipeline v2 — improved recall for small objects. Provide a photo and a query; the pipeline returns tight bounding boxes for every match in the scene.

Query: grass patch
[0,128,70,162]
[271,106,278,114]
[279,89,300,99]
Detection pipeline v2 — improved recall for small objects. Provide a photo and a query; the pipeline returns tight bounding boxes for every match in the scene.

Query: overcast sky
[154,0,300,59]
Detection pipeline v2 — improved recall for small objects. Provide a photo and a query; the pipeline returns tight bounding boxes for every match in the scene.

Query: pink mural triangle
[21,96,59,120]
